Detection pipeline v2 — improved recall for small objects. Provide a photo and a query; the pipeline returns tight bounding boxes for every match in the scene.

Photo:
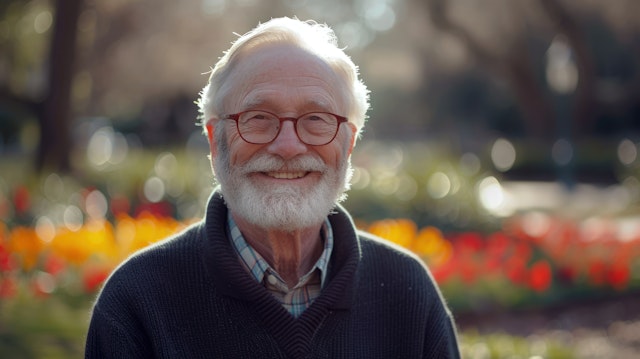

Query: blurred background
[1,0,639,358]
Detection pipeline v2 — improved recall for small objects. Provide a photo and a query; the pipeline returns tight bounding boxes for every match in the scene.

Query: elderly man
[85,17,460,358]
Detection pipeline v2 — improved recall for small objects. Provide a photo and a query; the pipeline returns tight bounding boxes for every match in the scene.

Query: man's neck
[232,214,324,288]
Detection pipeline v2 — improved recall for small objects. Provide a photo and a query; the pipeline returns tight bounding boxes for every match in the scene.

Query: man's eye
[305,114,331,122]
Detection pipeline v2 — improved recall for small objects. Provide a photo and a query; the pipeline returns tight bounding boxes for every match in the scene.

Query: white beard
[213,138,352,231]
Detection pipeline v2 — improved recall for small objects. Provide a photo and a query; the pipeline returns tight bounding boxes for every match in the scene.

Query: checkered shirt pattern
[227,214,334,318]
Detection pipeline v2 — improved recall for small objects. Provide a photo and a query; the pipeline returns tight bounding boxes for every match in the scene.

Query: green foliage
[460,330,576,359]
[0,291,90,359]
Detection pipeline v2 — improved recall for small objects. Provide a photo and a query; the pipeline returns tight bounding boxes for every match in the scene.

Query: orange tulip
[367,219,416,249]
[7,226,43,271]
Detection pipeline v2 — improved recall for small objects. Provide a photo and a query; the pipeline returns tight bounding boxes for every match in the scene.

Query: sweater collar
[202,189,361,311]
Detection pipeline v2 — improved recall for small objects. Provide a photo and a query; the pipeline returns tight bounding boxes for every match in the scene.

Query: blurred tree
[418,0,574,139]
[538,0,597,136]
[0,0,48,151]
[0,0,82,172]
[38,0,83,172]
[411,0,639,141]
[2,0,638,176]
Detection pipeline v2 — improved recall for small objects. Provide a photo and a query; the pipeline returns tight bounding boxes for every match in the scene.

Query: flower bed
[367,215,640,313]
[2,197,639,311]
[3,182,639,358]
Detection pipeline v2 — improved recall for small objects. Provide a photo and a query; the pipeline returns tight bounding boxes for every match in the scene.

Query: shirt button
[267,274,278,285]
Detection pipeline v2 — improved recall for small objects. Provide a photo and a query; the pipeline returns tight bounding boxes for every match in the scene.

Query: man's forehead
[223,44,346,113]
[240,94,336,111]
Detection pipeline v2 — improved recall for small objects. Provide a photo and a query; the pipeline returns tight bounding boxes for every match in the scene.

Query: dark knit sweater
[85,191,460,358]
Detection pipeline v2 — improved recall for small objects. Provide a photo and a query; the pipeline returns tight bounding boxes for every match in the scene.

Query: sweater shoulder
[356,230,438,289]
[98,221,205,295]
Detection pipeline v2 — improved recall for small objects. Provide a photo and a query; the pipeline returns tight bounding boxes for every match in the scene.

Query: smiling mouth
[264,171,308,179]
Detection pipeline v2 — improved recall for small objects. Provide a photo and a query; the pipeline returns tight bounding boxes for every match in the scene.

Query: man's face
[207,44,356,231]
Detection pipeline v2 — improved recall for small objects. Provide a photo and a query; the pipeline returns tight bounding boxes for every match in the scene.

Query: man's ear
[205,118,217,158]
[347,123,357,156]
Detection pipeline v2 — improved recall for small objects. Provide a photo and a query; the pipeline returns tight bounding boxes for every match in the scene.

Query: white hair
[197,17,369,139]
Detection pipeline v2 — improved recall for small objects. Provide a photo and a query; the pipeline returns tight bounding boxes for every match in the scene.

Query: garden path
[456,292,640,358]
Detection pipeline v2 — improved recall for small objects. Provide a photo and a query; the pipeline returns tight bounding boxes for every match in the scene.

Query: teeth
[266,171,306,179]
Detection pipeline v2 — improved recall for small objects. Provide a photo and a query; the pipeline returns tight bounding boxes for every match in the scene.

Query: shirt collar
[227,213,334,288]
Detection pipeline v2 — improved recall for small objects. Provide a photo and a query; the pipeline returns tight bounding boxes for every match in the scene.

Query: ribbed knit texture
[85,191,460,358]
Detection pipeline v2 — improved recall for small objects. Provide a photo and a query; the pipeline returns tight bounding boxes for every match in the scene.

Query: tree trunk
[424,0,555,139]
[36,0,83,172]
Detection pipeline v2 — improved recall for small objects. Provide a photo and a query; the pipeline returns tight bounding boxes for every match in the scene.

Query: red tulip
[606,263,630,290]
[0,242,15,272]
[12,185,30,216]
[82,266,111,293]
[529,260,553,293]
[44,254,66,277]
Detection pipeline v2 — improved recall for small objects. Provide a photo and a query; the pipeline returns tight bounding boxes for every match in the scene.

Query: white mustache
[239,154,327,174]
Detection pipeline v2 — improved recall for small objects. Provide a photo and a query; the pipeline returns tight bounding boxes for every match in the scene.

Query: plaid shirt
[227,214,334,318]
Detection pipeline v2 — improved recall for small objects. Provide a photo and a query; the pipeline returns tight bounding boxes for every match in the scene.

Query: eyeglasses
[226,110,348,146]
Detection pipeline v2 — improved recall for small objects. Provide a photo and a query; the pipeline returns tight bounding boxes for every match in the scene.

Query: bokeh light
[551,138,573,166]
[427,172,451,199]
[33,11,52,34]
[144,176,165,203]
[63,205,83,232]
[155,152,178,180]
[491,138,516,172]
[357,0,396,32]
[85,189,108,220]
[617,139,638,165]
[86,127,129,168]
[478,176,504,212]
[460,152,482,176]
[43,173,65,201]
[546,36,578,94]
[35,216,56,242]
[351,166,371,190]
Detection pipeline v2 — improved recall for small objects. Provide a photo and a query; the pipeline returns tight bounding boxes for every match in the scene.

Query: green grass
[0,292,91,359]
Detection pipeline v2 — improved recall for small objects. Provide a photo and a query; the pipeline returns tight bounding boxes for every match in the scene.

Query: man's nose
[266,120,307,159]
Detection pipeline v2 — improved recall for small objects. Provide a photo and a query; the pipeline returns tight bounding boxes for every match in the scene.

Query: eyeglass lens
[236,111,340,145]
